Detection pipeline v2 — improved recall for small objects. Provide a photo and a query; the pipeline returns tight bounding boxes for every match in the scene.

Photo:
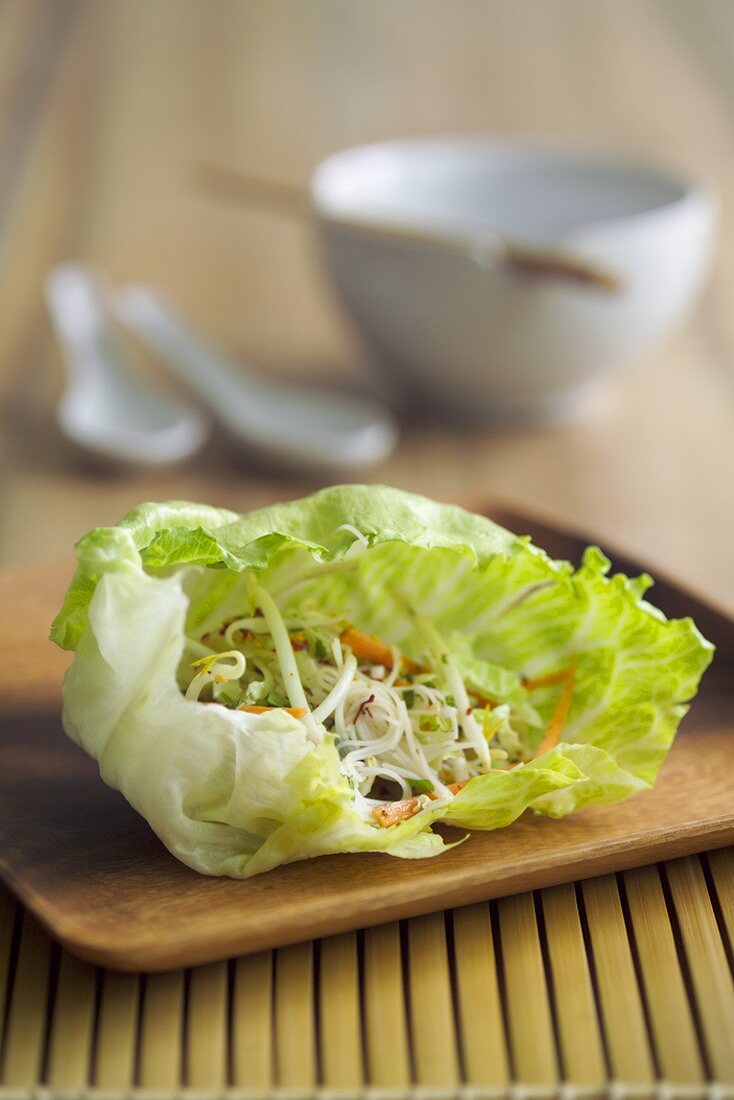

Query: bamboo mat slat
[93,971,139,1090]
[581,874,656,1088]
[232,951,273,1091]
[541,883,607,1088]
[452,902,510,1089]
[407,912,460,1090]
[139,969,185,1090]
[46,950,96,1090]
[0,851,733,1098]
[665,857,734,1082]
[707,848,734,958]
[0,892,16,1058]
[186,960,229,1089]
[497,892,559,1087]
[623,866,706,1088]
[274,940,315,1092]
[0,913,52,1090]
[363,921,411,1091]
[319,931,363,1090]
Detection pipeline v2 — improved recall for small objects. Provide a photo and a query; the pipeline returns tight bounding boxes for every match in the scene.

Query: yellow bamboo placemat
[1,851,733,1099]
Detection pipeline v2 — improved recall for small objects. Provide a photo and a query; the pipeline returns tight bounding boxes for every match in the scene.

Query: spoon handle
[113,286,242,413]
[114,286,398,470]
[45,265,113,384]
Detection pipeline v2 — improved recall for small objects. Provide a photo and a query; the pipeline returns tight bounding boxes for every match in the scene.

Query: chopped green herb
[313,638,329,661]
[446,694,455,708]
[216,682,243,708]
[409,779,435,795]
[266,692,290,708]
[418,715,455,734]
[418,714,453,733]
[403,689,415,709]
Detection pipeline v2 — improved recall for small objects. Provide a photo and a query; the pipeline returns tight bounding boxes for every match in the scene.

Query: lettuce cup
[51,486,713,878]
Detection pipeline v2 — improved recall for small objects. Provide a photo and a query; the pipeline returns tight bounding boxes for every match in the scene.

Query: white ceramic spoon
[113,285,398,472]
[46,265,209,467]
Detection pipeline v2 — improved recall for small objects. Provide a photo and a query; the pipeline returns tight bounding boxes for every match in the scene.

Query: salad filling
[181,583,575,827]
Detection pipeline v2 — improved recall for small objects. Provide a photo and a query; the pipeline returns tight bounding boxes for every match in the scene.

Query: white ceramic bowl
[310,137,716,421]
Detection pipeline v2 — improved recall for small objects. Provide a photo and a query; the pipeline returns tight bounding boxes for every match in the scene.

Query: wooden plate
[0,509,732,972]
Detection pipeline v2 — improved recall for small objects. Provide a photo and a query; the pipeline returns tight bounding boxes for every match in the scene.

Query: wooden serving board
[0,510,732,972]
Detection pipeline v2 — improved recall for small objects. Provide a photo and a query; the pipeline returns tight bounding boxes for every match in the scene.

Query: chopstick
[192,159,623,293]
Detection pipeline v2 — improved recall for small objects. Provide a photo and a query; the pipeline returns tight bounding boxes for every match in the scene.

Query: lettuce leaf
[52,485,713,878]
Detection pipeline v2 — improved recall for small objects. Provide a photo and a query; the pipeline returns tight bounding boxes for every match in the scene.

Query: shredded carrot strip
[523,669,571,690]
[238,705,306,718]
[340,627,422,674]
[533,655,577,757]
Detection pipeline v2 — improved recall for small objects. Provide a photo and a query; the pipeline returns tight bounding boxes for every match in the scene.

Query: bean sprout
[185,650,246,702]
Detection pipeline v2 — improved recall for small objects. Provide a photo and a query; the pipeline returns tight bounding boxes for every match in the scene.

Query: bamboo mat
[1,852,733,1100]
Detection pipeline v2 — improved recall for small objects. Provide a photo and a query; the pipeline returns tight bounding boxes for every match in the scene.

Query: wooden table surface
[0,0,733,608]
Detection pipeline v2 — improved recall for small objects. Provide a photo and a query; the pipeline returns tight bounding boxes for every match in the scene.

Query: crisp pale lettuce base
[52,485,713,878]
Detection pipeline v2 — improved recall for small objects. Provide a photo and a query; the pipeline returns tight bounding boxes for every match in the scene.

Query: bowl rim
[309,134,716,244]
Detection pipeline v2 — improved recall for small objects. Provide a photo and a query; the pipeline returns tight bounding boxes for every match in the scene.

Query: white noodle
[181,582,532,819]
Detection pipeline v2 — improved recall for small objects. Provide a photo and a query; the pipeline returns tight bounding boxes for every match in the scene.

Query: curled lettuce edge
[51,485,714,878]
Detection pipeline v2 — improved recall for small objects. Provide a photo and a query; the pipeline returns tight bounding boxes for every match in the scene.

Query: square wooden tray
[1,509,732,972]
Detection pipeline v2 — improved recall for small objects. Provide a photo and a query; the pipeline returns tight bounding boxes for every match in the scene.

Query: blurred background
[1,0,732,606]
